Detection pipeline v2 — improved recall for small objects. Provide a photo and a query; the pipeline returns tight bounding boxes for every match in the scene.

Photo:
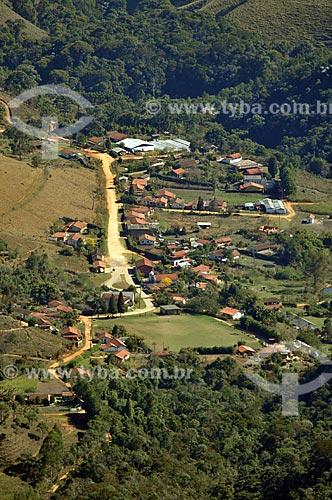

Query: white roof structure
[260,198,286,214]
[117,138,153,149]
[151,138,191,152]
[117,137,190,153]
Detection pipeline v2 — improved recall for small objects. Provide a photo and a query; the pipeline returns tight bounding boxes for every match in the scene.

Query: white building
[117,138,154,153]
[260,198,286,215]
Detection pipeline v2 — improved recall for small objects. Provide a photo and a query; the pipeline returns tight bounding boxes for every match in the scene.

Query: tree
[8,129,33,160]
[197,196,204,211]
[268,156,279,178]
[117,291,126,315]
[108,294,118,317]
[308,157,327,176]
[280,166,297,196]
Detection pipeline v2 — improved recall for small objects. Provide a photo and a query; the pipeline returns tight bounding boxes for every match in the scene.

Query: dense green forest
[5,353,332,500]
[1,0,332,170]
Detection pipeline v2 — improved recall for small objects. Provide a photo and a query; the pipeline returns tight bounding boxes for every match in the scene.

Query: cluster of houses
[14,300,86,348]
[98,332,131,361]
[218,154,276,194]
[49,220,90,248]
[49,220,107,272]
[14,300,75,331]
[129,178,228,213]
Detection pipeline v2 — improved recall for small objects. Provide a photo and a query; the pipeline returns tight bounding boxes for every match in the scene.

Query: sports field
[94,313,260,351]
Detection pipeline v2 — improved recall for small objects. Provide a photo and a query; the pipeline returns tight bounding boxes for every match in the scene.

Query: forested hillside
[4,353,332,500]
[0,0,332,170]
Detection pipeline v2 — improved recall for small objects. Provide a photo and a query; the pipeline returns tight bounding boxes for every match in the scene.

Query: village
[1,126,330,413]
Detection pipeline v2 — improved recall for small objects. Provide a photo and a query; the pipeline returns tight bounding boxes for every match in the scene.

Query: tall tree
[108,294,118,317]
[268,156,279,178]
[117,291,126,315]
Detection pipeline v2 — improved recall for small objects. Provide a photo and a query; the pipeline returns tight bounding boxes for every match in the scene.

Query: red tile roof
[107,131,128,141]
[237,345,256,354]
[93,260,106,269]
[220,307,241,317]
[172,167,186,176]
[114,349,130,360]
[193,264,211,274]
[154,273,178,282]
[240,182,264,190]
[136,257,154,268]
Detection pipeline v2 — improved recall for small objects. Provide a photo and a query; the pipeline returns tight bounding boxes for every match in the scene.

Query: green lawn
[216,191,261,205]
[0,376,37,393]
[94,313,260,351]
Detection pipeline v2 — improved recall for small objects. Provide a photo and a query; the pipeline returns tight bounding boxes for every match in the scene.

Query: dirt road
[89,152,155,313]
[49,316,92,369]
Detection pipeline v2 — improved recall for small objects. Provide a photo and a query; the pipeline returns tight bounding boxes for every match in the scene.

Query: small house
[240,182,265,193]
[93,260,106,273]
[49,232,69,242]
[160,304,181,315]
[114,349,131,362]
[60,149,77,159]
[307,214,315,224]
[66,221,89,234]
[222,153,243,164]
[220,307,243,320]
[172,167,186,178]
[107,131,128,142]
[87,136,104,147]
[237,345,256,356]
[264,297,282,310]
[138,234,156,246]
[136,257,154,276]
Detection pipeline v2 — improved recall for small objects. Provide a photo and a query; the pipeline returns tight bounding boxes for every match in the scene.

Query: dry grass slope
[179,0,332,45]
[0,0,47,39]
[0,155,97,252]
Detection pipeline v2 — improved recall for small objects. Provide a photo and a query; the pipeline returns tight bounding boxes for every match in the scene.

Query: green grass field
[0,375,37,392]
[94,313,260,351]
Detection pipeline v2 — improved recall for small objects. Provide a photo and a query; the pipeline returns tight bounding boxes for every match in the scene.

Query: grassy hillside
[0,322,67,358]
[0,155,97,253]
[0,0,47,39]
[177,0,332,45]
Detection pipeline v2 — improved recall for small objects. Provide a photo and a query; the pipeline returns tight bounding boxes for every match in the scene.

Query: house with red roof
[154,273,178,283]
[107,131,128,142]
[220,307,243,320]
[222,153,243,164]
[237,345,256,356]
[93,260,106,273]
[114,349,131,362]
[49,232,69,243]
[172,167,186,178]
[62,326,83,346]
[66,221,89,234]
[156,189,177,200]
[136,257,154,276]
